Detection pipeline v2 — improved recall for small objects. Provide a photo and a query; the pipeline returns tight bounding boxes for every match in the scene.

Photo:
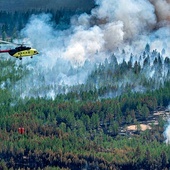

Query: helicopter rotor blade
[0,40,12,44]
[0,40,29,46]
[0,40,19,45]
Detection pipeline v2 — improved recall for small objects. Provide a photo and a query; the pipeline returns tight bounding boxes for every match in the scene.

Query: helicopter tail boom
[0,50,10,53]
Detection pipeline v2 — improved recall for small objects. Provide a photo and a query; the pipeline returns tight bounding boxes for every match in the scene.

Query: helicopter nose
[34,50,39,54]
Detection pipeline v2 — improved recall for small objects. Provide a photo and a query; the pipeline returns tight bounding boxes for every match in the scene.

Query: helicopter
[0,40,39,60]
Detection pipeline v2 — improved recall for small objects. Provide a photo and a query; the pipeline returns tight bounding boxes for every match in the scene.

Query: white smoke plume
[164,119,170,144]
[13,0,170,98]
[164,105,170,144]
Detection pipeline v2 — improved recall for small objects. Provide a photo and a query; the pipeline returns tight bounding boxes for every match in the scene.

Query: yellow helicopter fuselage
[12,48,38,58]
[0,40,39,59]
[9,46,39,59]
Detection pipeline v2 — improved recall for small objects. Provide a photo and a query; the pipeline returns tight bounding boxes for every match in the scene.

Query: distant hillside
[0,0,95,12]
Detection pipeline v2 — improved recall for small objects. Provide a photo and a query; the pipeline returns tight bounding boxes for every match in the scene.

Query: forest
[0,0,94,12]
[0,9,170,170]
[0,49,169,169]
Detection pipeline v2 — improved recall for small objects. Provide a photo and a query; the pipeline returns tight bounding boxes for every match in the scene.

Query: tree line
[0,9,88,40]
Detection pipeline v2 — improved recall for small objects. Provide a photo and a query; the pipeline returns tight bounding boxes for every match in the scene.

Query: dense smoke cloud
[92,0,156,40]
[150,0,170,22]
[15,0,170,99]
[21,0,170,64]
